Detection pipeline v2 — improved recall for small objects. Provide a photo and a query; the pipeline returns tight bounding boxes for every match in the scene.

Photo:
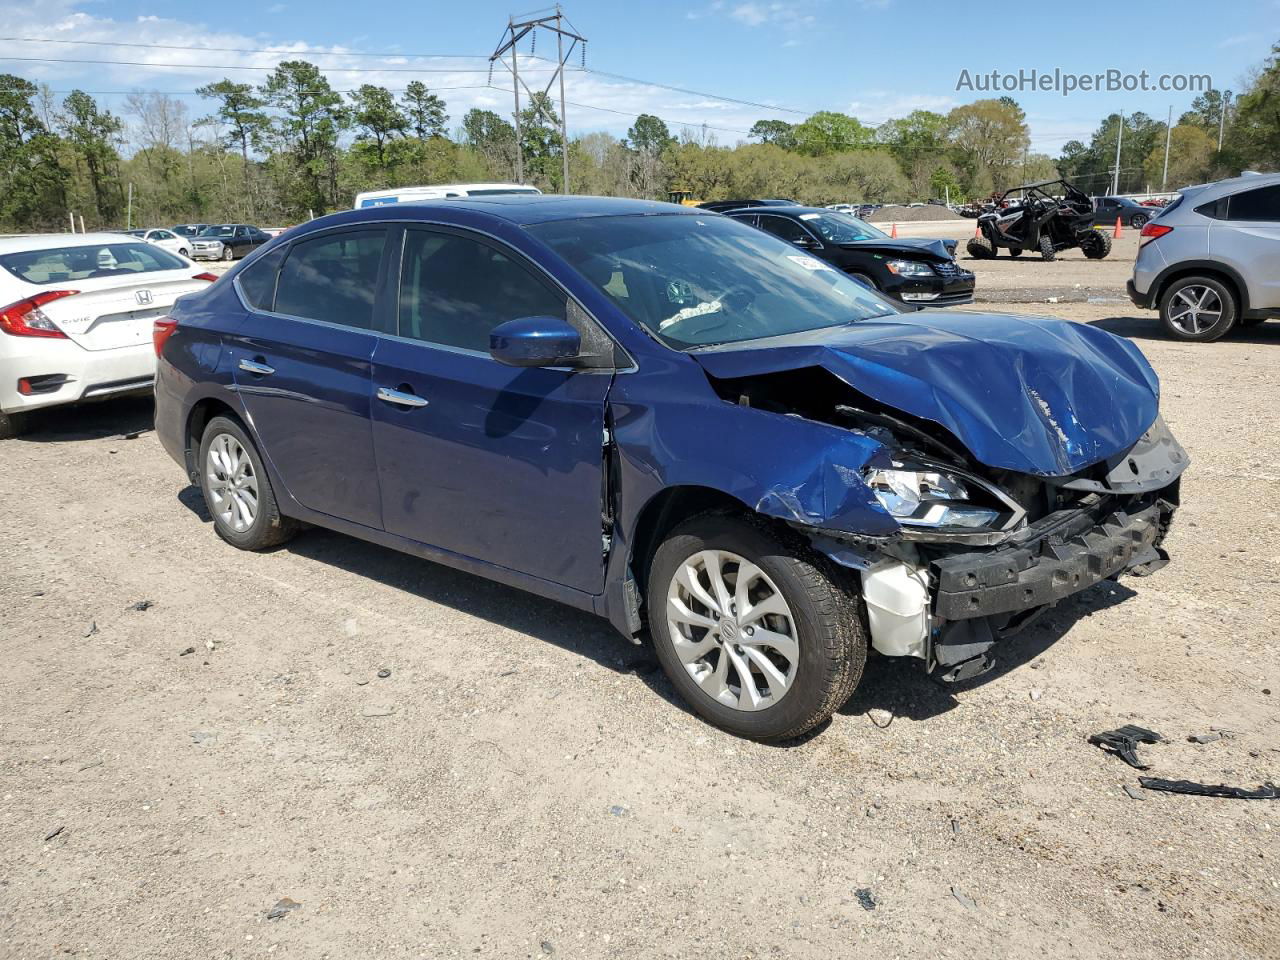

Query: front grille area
[934,260,960,279]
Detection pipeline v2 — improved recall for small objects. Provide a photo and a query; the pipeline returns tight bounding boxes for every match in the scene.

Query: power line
[0,34,486,60]
[554,62,809,117]
[0,54,519,73]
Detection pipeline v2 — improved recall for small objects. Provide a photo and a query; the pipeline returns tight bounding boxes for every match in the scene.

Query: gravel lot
[1,251,1278,959]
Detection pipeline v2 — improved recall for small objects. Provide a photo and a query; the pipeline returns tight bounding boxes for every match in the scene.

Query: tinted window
[237,245,287,311]
[275,230,386,329]
[1195,197,1229,219]
[757,215,810,244]
[398,230,566,351]
[1229,184,1280,222]
[0,242,187,285]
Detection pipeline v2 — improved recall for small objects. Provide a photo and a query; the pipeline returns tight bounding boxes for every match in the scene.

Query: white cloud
[728,1,815,29]
[845,92,958,125]
[1216,34,1251,48]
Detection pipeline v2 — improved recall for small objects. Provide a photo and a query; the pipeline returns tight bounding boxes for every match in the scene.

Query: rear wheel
[1038,235,1057,261]
[966,235,995,259]
[0,409,30,440]
[1159,275,1238,342]
[648,514,866,741]
[1131,213,1149,229]
[198,416,298,550]
[1079,230,1112,259]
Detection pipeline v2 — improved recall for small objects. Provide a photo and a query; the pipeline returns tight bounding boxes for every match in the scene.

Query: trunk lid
[40,272,210,351]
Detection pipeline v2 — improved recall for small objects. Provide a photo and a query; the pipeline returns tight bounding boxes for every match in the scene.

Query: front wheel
[1038,235,1057,261]
[0,409,30,440]
[966,235,995,259]
[178,247,190,258]
[1007,247,1023,258]
[198,416,298,550]
[220,245,234,261]
[648,514,866,741]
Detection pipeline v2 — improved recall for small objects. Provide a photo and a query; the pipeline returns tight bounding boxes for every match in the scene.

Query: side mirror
[489,316,582,367]
[792,235,819,250]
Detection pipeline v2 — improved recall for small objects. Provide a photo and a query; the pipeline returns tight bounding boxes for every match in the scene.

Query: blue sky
[2,0,1275,153]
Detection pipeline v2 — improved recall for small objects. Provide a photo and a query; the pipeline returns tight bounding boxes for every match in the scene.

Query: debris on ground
[1123,784,1145,800]
[127,600,155,612]
[1088,725,1166,769]
[377,668,391,679]
[1029,688,1043,701]
[266,897,301,919]
[83,622,98,638]
[360,702,397,717]
[868,708,893,728]
[540,941,555,955]
[1188,730,1236,744]
[178,647,195,657]
[608,805,630,818]
[855,888,876,911]
[950,886,977,911]
[43,825,64,841]
[1138,778,1278,800]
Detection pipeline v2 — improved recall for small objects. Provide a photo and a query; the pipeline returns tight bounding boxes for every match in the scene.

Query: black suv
[726,205,975,306]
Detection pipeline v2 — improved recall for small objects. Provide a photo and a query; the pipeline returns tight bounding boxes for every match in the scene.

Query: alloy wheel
[206,433,259,533]
[1167,285,1223,336]
[665,550,798,712]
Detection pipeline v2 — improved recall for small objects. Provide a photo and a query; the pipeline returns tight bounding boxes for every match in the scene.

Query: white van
[352,183,542,209]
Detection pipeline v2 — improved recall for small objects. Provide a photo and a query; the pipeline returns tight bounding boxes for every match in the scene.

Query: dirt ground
[1,249,1278,959]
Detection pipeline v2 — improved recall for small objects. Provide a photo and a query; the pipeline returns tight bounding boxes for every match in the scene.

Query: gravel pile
[868,204,957,223]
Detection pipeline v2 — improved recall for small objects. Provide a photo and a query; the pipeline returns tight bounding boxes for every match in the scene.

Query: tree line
[1,41,1277,231]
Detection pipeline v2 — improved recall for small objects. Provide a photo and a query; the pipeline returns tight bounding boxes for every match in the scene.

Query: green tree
[791,111,872,156]
[519,93,563,189]
[196,79,269,214]
[1224,43,1280,171]
[58,90,123,222]
[259,60,349,214]
[401,80,447,140]
[1145,124,1215,189]
[1179,89,1233,131]
[945,98,1030,194]
[625,114,674,154]
[749,119,795,149]
[348,84,407,167]
[461,108,517,177]
[0,74,67,228]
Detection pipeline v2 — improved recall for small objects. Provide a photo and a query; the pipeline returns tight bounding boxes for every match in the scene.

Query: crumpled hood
[692,310,1160,477]
[841,237,954,260]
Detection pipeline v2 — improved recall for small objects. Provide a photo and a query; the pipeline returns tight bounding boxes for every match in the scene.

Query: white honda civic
[0,233,216,438]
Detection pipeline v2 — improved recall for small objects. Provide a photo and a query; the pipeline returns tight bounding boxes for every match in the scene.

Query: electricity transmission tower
[490,5,586,192]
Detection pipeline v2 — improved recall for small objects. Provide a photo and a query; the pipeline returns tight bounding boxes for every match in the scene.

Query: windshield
[198,225,236,238]
[797,211,888,243]
[531,213,899,349]
[0,242,189,285]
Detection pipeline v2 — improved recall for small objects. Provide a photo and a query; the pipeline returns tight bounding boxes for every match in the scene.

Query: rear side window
[1227,184,1280,222]
[275,230,386,329]
[397,229,566,351]
[237,246,287,311]
[0,242,187,285]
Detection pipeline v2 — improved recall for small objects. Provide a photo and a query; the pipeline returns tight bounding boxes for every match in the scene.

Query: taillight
[1139,222,1173,246]
[153,316,178,357]
[192,272,218,282]
[0,289,79,338]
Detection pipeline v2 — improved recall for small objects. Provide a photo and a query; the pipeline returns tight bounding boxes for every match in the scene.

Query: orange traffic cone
[974,222,981,238]
[890,223,898,238]
[1113,216,1123,239]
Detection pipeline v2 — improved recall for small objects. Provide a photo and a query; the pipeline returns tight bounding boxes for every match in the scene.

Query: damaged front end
[693,326,1188,683]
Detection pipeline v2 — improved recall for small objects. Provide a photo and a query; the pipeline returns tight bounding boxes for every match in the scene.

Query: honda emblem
[135,289,154,306]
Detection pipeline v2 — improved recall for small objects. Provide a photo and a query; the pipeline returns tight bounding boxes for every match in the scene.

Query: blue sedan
[153,196,1187,740]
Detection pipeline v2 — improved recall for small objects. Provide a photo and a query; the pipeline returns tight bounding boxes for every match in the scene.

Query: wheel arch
[184,396,246,481]
[1150,260,1250,316]
[627,485,755,599]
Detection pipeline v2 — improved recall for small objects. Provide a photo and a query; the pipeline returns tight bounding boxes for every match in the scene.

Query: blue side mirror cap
[489,316,582,367]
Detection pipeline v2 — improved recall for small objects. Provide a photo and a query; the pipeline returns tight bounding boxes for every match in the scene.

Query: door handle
[239,358,275,376]
[377,386,429,408]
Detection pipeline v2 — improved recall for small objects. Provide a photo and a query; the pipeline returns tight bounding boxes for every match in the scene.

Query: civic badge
[135,289,154,306]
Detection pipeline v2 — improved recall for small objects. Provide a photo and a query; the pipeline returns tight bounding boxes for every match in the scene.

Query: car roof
[1184,170,1280,197]
[718,204,826,217]
[309,195,703,229]
[0,233,151,254]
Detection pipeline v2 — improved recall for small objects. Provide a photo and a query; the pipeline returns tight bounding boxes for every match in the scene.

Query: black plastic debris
[179,646,195,657]
[855,888,876,911]
[267,897,302,919]
[128,600,155,612]
[1088,725,1166,769]
[1138,778,1278,800]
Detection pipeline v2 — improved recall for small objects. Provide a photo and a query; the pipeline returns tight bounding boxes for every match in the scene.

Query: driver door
[370,226,615,595]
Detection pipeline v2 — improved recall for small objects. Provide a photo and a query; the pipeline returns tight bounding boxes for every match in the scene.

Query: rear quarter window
[236,246,287,311]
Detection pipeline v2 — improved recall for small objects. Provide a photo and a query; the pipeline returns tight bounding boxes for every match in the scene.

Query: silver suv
[1128,171,1280,342]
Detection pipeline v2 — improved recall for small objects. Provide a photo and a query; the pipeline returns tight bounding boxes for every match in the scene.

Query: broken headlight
[864,466,1002,529]
[884,259,934,277]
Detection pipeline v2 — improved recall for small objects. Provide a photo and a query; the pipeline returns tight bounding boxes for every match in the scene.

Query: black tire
[647,513,867,742]
[1131,213,1149,229]
[0,409,30,440]
[966,235,995,259]
[1079,230,1112,260]
[849,272,878,290]
[220,245,234,262]
[1008,247,1022,258]
[1158,275,1238,342]
[178,247,190,258]
[1239,316,1267,328]
[198,415,299,550]
[1038,235,1056,261]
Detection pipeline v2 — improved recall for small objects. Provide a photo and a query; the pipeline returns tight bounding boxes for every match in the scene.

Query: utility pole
[1162,105,1172,191]
[490,5,586,192]
[1217,90,1231,151]
[126,183,134,230]
[1112,110,1124,195]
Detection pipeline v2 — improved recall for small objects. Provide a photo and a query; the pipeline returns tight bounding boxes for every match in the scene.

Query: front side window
[397,229,566,351]
[0,242,187,285]
[531,213,899,350]
[757,215,811,245]
[274,230,386,329]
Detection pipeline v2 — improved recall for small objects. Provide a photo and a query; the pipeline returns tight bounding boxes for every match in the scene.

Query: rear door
[1216,184,1280,309]
[370,225,614,594]
[227,227,391,530]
